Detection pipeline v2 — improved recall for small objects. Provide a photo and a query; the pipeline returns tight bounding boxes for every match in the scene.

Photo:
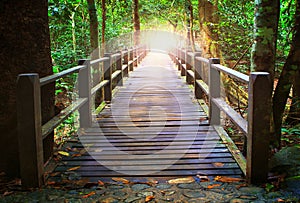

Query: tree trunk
[0,0,54,177]
[187,0,195,51]
[251,0,280,83]
[101,0,106,53]
[87,0,99,51]
[273,0,300,146]
[132,0,140,46]
[198,0,220,58]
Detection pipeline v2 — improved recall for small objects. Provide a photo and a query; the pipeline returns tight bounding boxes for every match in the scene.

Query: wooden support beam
[209,58,221,125]
[123,49,129,78]
[78,59,92,128]
[186,51,193,84]
[116,50,123,86]
[194,52,203,99]
[104,53,112,102]
[246,72,271,184]
[17,74,44,188]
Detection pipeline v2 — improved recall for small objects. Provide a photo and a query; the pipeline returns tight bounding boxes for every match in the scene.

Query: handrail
[40,65,85,86]
[16,45,147,188]
[172,47,271,185]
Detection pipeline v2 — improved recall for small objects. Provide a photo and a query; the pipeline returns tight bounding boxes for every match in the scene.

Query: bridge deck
[52,53,242,181]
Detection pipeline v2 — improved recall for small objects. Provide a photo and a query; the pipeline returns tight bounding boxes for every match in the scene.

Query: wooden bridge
[17,45,271,188]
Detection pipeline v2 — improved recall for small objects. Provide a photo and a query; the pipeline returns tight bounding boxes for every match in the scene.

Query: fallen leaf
[3,191,13,196]
[67,166,81,171]
[214,176,243,183]
[58,151,70,156]
[112,177,130,184]
[94,149,103,152]
[72,153,82,157]
[98,180,105,186]
[197,175,210,182]
[277,198,285,202]
[236,183,247,189]
[212,162,224,167]
[82,191,96,198]
[50,172,61,177]
[168,177,194,184]
[207,184,221,189]
[46,181,56,185]
[79,148,87,154]
[145,195,155,202]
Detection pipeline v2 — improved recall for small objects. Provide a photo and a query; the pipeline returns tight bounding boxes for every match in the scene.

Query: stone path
[1,176,299,202]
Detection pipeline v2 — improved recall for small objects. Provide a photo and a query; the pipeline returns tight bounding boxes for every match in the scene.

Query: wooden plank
[42,98,87,139]
[196,79,209,95]
[214,125,246,175]
[212,97,247,135]
[211,64,249,83]
[91,80,109,95]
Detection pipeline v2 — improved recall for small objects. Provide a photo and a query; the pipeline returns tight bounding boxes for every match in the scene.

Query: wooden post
[133,47,137,67]
[180,49,186,76]
[194,52,202,99]
[129,48,134,72]
[209,58,221,125]
[104,53,112,102]
[17,74,44,188]
[186,51,193,84]
[78,59,92,128]
[123,49,129,78]
[116,51,123,86]
[247,72,271,184]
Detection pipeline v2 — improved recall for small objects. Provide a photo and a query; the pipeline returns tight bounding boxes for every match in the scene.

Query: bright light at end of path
[142,30,183,53]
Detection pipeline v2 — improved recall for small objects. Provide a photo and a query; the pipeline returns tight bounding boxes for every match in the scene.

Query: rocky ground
[1,175,299,203]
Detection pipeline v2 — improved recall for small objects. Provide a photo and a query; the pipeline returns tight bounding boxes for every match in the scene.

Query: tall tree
[133,0,141,45]
[273,0,300,147]
[0,0,54,177]
[101,0,106,52]
[198,0,221,58]
[251,0,280,83]
[87,0,99,51]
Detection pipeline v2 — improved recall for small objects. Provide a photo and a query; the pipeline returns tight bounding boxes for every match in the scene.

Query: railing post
[247,72,271,184]
[129,48,134,72]
[116,50,123,86]
[17,74,43,188]
[78,59,92,128]
[104,53,112,102]
[186,50,193,84]
[180,49,186,76]
[194,52,202,99]
[133,47,138,67]
[209,58,221,125]
[123,49,129,78]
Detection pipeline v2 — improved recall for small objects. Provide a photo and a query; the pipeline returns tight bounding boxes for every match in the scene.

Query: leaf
[207,184,221,189]
[168,177,194,184]
[82,191,96,198]
[3,191,13,196]
[197,175,210,182]
[145,195,155,202]
[112,177,130,184]
[214,176,243,183]
[67,166,81,171]
[212,162,224,167]
[58,151,70,156]
[98,180,105,186]
[46,181,56,185]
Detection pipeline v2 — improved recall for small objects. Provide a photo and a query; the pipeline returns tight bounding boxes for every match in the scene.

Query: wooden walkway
[53,53,242,181]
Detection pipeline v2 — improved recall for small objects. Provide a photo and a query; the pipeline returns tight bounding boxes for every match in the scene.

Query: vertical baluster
[194,52,202,99]
[104,53,112,102]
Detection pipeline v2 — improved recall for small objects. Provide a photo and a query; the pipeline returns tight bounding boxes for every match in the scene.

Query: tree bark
[133,0,140,45]
[251,0,280,83]
[101,0,106,53]
[0,0,54,177]
[198,0,221,58]
[187,0,195,51]
[87,0,99,51]
[273,0,300,146]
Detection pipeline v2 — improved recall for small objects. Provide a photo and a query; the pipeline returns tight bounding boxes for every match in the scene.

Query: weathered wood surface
[51,53,242,180]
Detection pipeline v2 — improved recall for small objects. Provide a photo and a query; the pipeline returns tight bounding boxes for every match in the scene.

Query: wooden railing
[170,48,272,184]
[17,46,147,188]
